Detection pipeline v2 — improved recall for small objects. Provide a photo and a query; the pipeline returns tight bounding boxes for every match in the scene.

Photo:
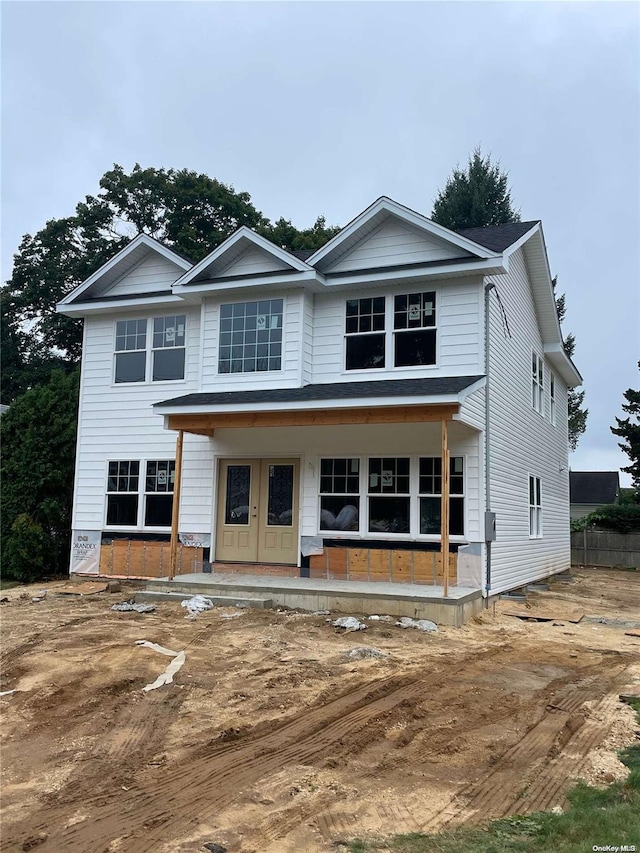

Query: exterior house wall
[311,278,483,384]
[105,254,183,297]
[486,248,571,594]
[327,218,472,273]
[200,289,303,391]
[72,307,211,534]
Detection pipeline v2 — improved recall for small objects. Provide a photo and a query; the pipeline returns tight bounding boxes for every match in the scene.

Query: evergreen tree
[611,363,640,491]
[431,147,521,230]
[554,284,588,450]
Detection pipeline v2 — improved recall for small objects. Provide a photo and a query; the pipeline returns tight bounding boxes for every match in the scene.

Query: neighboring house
[57,196,581,600]
[569,471,620,521]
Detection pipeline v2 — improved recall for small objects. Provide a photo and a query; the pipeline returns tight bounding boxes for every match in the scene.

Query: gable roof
[569,471,620,505]
[306,196,501,273]
[172,227,312,287]
[456,221,540,253]
[58,233,192,306]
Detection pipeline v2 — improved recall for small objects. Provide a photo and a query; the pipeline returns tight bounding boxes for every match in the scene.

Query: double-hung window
[368,458,411,533]
[549,372,556,426]
[152,316,186,381]
[115,320,147,383]
[529,475,542,538]
[114,315,186,383]
[218,299,283,374]
[419,457,465,535]
[319,458,360,531]
[144,460,176,526]
[106,461,140,525]
[532,352,544,414]
[394,291,436,367]
[345,297,386,370]
[106,459,175,528]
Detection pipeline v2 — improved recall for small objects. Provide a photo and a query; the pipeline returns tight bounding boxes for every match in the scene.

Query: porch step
[134,590,273,609]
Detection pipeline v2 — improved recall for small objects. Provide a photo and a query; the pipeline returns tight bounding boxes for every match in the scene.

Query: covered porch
[155,376,485,601]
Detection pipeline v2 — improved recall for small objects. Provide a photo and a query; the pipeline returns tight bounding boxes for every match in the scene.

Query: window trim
[392,290,438,369]
[341,291,440,376]
[532,351,544,415]
[549,371,556,426]
[112,314,188,387]
[528,474,543,539]
[316,455,466,541]
[217,298,285,376]
[344,296,387,372]
[104,458,176,531]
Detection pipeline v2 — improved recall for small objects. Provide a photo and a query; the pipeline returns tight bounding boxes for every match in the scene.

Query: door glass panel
[267,464,294,526]
[225,465,251,524]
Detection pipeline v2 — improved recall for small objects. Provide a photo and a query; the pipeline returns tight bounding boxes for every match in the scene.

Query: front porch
[140,569,482,627]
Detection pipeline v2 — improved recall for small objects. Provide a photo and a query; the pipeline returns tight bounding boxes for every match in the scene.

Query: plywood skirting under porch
[309,546,457,585]
[98,540,203,578]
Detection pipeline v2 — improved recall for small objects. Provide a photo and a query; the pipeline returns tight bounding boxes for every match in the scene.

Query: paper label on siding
[71,530,101,574]
[179,533,211,548]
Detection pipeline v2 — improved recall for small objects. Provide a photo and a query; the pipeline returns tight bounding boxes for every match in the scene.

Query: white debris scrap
[367,615,394,622]
[111,601,156,613]
[396,617,438,633]
[180,594,215,617]
[135,640,186,691]
[332,616,367,632]
[345,647,388,660]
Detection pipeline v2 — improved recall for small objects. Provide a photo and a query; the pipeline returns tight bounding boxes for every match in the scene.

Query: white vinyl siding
[311,279,483,383]
[105,254,183,297]
[71,308,212,535]
[201,291,303,391]
[486,248,570,593]
[327,218,473,273]
[216,245,293,278]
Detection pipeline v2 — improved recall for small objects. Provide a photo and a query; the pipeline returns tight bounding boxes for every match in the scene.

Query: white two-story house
[58,196,581,609]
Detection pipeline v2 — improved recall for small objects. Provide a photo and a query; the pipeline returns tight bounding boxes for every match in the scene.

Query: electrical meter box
[485,511,497,541]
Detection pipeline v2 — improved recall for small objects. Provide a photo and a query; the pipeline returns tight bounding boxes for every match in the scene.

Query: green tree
[554,284,588,450]
[611,363,640,491]
[260,215,340,253]
[431,147,521,231]
[1,370,80,581]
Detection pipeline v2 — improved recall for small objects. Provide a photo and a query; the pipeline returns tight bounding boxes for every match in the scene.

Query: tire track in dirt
[426,662,630,830]
[5,645,509,852]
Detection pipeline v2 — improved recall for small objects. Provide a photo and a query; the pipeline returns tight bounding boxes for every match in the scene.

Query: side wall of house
[487,248,571,593]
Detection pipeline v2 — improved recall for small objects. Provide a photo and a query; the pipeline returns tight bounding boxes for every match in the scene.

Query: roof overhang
[57,234,191,314]
[58,293,186,317]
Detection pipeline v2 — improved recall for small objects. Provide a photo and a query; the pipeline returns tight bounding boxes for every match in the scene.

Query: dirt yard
[1,567,639,853]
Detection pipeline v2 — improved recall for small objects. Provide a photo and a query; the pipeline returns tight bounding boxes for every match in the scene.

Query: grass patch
[348,702,640,853]
[0,579,22,590]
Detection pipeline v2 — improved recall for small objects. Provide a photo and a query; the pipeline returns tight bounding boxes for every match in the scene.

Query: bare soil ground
[1,567,639,853]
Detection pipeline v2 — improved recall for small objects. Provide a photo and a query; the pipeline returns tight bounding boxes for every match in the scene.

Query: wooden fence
[571,529,640,568]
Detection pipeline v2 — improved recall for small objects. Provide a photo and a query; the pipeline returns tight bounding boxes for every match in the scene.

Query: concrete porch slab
[146,572,483,627]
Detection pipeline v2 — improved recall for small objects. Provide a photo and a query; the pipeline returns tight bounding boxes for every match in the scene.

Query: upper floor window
[345,297,385,370]
[550,372,556,426]
[394,291,436,367]
[114,315,186,383]
[152,316,186,381]
[345,292,437,371]
[532,352,544,414]
[218,299,283,374]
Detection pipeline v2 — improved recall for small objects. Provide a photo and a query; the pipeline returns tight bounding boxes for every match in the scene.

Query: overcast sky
[2,1,639,482]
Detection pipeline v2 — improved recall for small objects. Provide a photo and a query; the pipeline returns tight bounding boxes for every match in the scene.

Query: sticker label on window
[158,471,167,485]
[409,304,421,321]
[257,315,266,330]
[381,470,393,487]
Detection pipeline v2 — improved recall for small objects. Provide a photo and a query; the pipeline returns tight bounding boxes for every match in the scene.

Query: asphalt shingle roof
[154,375,484,409]
[456,221,539,253]
[569,471,620,505]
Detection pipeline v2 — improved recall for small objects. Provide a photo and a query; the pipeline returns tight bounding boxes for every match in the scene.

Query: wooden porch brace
[169,429,184,580]
[441,418,450,597]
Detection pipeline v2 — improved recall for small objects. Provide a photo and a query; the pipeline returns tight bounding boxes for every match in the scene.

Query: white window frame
[316,455,466,541]
[532,351,544,415]
[318,457,361,533]
[392,290,437,369]
[105,458,175,531]
[151,315,187,382]
[550,371,556,426]
[418,456,465,537]
[529,475,542,538]
[112,314,187,386]
[217,298,285,376]
[344,296,387,372]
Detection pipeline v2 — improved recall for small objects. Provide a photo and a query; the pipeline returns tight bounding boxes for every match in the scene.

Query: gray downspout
[484,282,495,607]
